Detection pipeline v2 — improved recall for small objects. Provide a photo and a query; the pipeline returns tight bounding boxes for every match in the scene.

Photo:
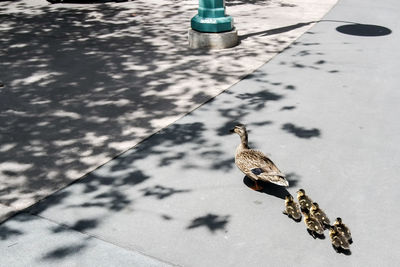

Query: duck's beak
[229,128,235,133]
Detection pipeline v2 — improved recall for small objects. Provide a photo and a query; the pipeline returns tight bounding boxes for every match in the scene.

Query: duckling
[310,202,330,229]
[230,124,289,191]
[283,194,302,222]
[334,217,353,244]
[303,211,324,239]
[296,189,313,212]
[329,225,350,252]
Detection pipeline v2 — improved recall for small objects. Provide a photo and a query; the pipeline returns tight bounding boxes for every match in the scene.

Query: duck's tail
[266,172,289,187]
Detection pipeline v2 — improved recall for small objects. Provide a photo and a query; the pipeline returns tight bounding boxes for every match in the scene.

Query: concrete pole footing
[188,28,239,49]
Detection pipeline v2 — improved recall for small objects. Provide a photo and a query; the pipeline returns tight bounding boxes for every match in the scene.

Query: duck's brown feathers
[235,149,288,186]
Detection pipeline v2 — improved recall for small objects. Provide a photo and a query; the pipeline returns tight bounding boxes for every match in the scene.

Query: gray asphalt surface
[0,0,335,220]
[2,0,400,266]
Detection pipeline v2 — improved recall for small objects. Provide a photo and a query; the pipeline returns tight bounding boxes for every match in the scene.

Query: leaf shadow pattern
[23,121,207,217]
[0,225,23,240]
[28,171,141,215]
[2,0,282,216]
[187,213,230,234]
[280,105,296,111]
[236,90,283,110]
[47,0,130,3]
[51,218,99,233]
[140,185,191,200]
[282,123,321,139]
[0,2,344,264]
[216,87,284,138]
[42,243,87,261]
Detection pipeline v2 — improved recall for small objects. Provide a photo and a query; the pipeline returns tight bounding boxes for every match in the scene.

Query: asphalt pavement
[0,0,336,221]
[2,0,400,266]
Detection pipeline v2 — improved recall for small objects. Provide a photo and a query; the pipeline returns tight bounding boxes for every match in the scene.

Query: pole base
[188,28,239,49]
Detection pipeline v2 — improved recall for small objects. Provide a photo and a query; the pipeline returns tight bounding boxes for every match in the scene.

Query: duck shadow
[283,212,302,223]
[243,176,289,200]
[332,245,352,256]
[306,229,325,240]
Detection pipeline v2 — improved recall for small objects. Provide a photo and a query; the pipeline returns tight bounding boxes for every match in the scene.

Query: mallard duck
[230,124,289,190]
[329,225,350,252]
[334,217,353,244]
[297,189,313,212]
[283,194,302,222]
[303,211,324,239]
[310,202,330,228]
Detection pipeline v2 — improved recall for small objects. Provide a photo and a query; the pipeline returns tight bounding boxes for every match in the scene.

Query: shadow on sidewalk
[240,22,316,41]
[46,0,130,3]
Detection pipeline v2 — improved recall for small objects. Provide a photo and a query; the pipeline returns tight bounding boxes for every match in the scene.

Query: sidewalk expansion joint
[30,213,178,266]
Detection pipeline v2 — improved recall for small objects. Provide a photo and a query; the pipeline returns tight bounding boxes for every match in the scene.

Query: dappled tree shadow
[282,123,321,139]
[140,185,190,200]
[0,1,356,265]
[42,243,87,260]
[160,214,173,221]
[187,213,230,233]
[285,85,296,90]
[0,11,325,252]
[25,121,209,221]
[280,105,296,111]
[0,0,325,219]
[216,87,284,138]
[159,152,186,167]
[0,224,23,240]
[52,218,99,233]
[210,158,235,172]
[47,0,130,3]
[0,0,240,215]
[236,89,283,110]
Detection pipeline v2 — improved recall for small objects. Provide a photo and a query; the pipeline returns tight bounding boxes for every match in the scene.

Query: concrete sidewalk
[0,0,337,221]
[2,0,400,266]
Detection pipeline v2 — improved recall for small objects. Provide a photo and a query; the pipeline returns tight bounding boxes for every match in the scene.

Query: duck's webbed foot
[250,181,263,191]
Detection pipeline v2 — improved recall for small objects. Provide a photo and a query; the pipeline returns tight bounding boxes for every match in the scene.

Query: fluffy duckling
[334,217,353,244]
[303,212,324,239]
[329,225,350,253]
[310,202,330,229]
[283,194,302,222]
[230,124,289,191]
[297,189,313,212]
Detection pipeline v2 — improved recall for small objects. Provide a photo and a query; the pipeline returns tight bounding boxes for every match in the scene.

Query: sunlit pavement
[2,0,400,266]
[0,0,336,221]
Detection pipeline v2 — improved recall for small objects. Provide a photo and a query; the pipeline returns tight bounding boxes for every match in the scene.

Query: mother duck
[230,124,289,190]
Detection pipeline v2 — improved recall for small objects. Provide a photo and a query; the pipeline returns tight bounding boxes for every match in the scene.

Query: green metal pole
[191,0,234,33]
